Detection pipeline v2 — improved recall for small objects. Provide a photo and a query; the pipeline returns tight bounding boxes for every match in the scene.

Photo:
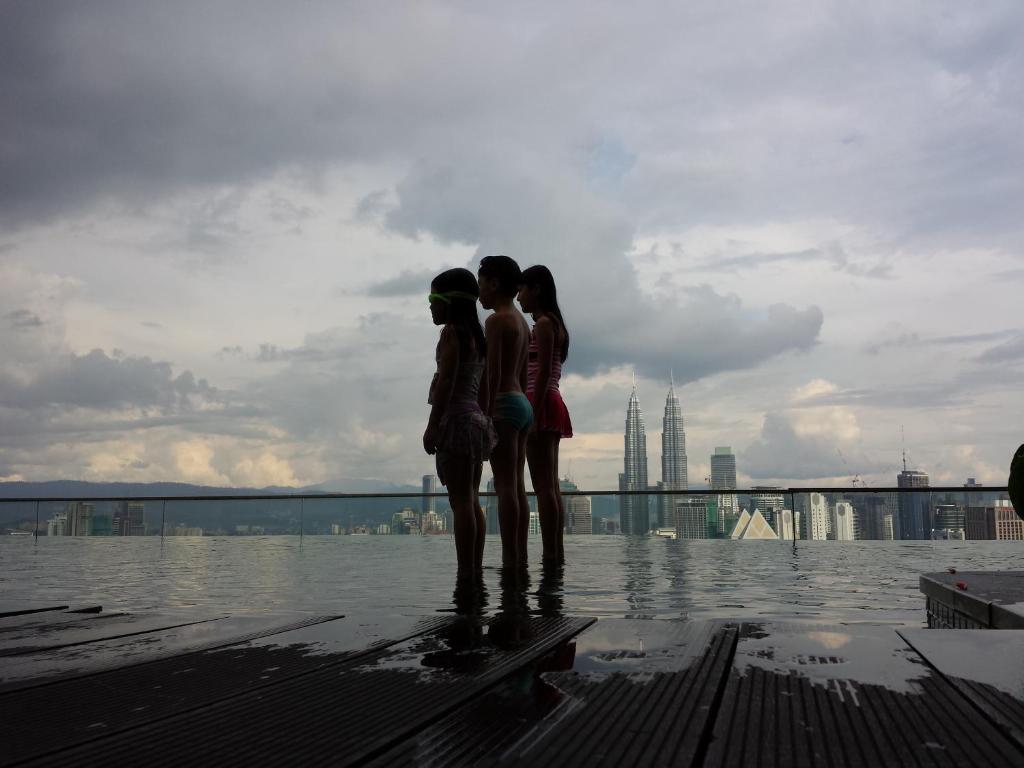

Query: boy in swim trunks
[478,255,533,569]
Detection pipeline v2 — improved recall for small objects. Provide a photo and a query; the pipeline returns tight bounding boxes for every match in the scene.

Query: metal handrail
[0,486,1008,503]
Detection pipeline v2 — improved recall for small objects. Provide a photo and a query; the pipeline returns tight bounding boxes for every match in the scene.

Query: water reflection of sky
[3,537,1022,628]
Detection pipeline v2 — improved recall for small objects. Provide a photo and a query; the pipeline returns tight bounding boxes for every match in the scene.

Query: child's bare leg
[491,421,521,568]
[445,460,477,579]
[551,436,565,562]
[515,427,530,568]
[528,431,560,562]
[473,461,485,573]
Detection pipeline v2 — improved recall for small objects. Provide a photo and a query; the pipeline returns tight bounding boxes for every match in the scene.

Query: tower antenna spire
[901,425,907,472]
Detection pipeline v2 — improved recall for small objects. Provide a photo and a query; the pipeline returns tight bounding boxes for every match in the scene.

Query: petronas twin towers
[620,374,688,535]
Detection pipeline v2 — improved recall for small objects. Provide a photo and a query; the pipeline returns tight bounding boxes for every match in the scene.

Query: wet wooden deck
[2,602,1024,766]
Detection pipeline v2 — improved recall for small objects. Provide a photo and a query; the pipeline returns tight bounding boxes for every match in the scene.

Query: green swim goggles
[428,291,478,304]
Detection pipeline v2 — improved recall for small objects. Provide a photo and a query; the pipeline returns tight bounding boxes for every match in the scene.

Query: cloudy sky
[2,1,1022,490]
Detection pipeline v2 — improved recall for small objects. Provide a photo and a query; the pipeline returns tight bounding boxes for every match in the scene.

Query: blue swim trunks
[494,392,533,431]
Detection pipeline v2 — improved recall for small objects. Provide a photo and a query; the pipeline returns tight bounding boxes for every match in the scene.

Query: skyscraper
[710,447,737,488]
[674,498,707,539]
[710,447,738,531]
[621,380,649,535]
[750,486,785,528]
[113,501,145,536]
[833,501,856,541]
[484,478,499,534]
[566,495,593,534]
[897,468,930,540]
[659,373,688,528]
[808,492,829,540]
[64,502,94,537]
[421,475,436,516]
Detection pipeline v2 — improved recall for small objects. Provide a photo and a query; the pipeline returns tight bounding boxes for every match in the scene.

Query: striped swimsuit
[526,327,573,438]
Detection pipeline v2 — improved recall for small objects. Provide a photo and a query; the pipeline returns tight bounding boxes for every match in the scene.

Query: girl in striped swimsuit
[424,268,497,580]
[517,265,573,564]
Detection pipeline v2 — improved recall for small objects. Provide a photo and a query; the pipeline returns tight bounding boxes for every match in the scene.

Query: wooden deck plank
[0,612,355,691]
[0,604,69,619]
[1,615,368,764]
[0,607,104,632]
[0,612,228,657]
[32,615,594,767]
[899,628,1024,752]
[501,624,737,767]
[706,621,1024,768]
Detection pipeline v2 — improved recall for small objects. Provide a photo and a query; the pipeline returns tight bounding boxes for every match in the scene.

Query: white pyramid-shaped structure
[729,509,752,539]
[738,509,779,540]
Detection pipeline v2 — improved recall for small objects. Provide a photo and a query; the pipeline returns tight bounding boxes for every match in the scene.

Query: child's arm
[477,354,489,414]
[531,316,555,425]
[423,326,459,454]
[484,315,502,417]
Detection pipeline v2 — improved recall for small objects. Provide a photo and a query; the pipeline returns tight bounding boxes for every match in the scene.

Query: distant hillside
[0,478,420,499]
[0,479,426,533]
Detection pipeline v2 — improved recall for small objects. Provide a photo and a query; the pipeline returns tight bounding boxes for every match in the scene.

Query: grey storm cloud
[1,1,1021,254]
[364,269,448,298]
[379,159,824,380]
[5,309,43,329]
[976,334,1024,364]
[701,246,892,280]
[863,329,1018,356]
[743,412,889,481]
[0,349,216,410]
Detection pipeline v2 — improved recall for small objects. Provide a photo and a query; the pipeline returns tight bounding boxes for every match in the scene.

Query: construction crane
[835,449,864,487]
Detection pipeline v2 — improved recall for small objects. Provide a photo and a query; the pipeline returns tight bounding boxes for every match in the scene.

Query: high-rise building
[965,501,1022,540]
[858,495,894,540]
[484,478,499,534]
[566,495,592,534]
[620,381,649,535]
[659,374,688,528]
[529,510,540,535]
[808,493,829,540]
[750,487,785,528]
[563,478,592,534]
[897,469,930,540]
[113,501,145,536]
[422,475,437,517]
[674,498,707,539]
[391,507,420,534]
[711,447,738,531]
[777,509,796,540]
[833,501,856,541]
[931,504,965,540]
[47,511,68,537]
[63,502,94,537]
[710,446,737,489]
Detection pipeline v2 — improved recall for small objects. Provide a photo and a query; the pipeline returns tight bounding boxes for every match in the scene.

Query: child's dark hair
[521,264,569,362]
[431,268,486,359]
[478,255,521,298]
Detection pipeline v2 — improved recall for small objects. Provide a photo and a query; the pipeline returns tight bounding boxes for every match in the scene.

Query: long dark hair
[521,264,569,362]
[431,268,486,360]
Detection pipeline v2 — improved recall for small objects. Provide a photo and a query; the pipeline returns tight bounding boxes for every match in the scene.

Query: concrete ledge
[921,571,1024,629]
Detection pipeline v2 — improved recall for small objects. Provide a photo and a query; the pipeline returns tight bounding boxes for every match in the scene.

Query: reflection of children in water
[420,580,490,672]
[535,560,565,618]
[488,567,534,649]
